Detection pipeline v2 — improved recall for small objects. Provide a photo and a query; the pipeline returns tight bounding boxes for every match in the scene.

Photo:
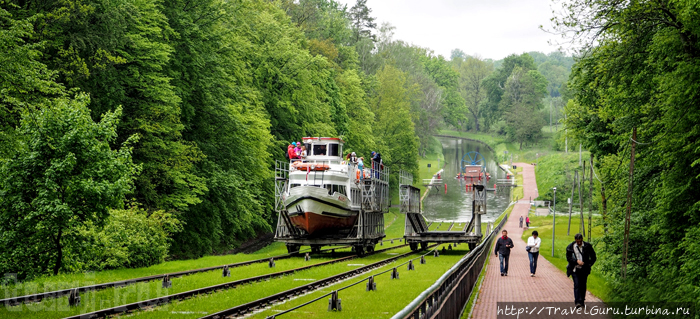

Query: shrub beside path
[470,163,601,318]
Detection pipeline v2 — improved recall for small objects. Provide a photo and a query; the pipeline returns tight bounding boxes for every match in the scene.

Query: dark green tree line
[558,0,700,307]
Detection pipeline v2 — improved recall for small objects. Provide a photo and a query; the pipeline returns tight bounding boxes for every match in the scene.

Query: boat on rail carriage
[282,137,379,235]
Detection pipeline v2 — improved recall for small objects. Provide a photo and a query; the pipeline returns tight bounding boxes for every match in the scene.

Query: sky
[335,0,565,61]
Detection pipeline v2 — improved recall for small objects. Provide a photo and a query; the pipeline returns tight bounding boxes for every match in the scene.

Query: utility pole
[565,114,568,153]
[568,171,576,236]
[552,187,557,257]
[579,144,582,166]
[601,182,608,234]
[622,128,637,279]
[589,154,594,241]
[580,161,585,237]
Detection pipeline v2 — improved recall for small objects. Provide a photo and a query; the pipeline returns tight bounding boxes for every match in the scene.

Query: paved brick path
[470,163,601,318]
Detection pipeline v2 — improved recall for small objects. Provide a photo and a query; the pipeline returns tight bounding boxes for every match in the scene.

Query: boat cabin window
[325,184,346,196]
[313,144,327,156]
[290,184,301,189]
[329,143,339,157]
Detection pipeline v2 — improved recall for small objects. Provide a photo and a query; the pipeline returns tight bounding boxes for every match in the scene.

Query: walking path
[470,163,601,318]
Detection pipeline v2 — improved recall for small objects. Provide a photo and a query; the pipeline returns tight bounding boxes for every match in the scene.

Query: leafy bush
[65,206,182,271]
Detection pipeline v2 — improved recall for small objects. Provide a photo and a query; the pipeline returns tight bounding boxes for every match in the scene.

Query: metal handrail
[391,209,511,319]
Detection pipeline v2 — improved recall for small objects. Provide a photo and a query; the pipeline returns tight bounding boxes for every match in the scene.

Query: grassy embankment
[416,136,445,194]
[1,213,407,319]
[248,245,466,319]
[439,128,559,163]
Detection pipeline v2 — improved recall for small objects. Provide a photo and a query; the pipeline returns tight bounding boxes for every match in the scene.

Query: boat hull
[289,212,358,235]
[284,186,357,234]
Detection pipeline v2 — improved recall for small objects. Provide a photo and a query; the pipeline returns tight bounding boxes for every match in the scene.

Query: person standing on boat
[357,157,364,180]
[294,142,302,158]
[288,142,297,160]
[300,146,307,162]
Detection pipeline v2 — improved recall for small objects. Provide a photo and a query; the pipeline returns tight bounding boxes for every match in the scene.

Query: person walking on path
[566,233,597,308]
[519,216,524,228]
[526,216,530,227]
[494,230,514,276]
[526,230,541,276]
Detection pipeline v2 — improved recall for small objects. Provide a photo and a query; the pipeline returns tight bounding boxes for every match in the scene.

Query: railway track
[1,238,401,307]
[199,245,436,319]
[59,243,409,319]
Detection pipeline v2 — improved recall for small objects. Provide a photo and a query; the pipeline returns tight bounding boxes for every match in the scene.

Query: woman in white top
[527,230,541,276]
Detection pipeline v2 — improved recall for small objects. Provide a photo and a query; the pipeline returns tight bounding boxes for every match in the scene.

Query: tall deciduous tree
[348,0,377,43]
[372,65,419,174]
[482,53,537,129]
[6,0,207,214]
[0,95,138,278]
[501,67,547,149]
[557,0,700,306]
[458,57,493,132]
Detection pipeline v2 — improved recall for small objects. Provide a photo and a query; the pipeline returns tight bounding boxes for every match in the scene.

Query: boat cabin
[301,137,344,162]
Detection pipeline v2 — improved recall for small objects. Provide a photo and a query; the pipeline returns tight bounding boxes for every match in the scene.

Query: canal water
[421,136,511,223]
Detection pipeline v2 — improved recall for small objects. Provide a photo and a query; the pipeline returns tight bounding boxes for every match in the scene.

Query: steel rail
[265,245,439,319]
[2,237,402,307]
[58,244,408,319]
[199,245,429,319]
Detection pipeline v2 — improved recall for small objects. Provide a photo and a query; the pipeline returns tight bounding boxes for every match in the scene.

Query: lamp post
[552,187,557,257]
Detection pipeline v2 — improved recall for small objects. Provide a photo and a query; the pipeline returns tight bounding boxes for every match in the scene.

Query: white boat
[282,137,374,235]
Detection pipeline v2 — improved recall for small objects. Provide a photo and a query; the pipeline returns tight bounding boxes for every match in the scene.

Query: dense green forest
[1,0,574,282]
[554,0,700,308]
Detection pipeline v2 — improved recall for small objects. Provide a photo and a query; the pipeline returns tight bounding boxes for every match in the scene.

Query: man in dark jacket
[566,233,597,308]
[494,230,514,276]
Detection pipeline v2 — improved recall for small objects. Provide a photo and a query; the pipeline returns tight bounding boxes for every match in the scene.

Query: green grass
[1,241,414,319]
[112,246,431,319]
[1,212,407,318]
[416,137,445,194]
[0,242,296,299]
[534,151,593,204]
[522,215,610,301]
[249,245,467,319]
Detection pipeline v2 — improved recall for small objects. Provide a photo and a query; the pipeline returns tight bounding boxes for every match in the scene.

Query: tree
[337,69,376,157]
[0,95,138,278]
[0,7,64,158]
[501,67,548,149]
[458,57,493,132]
[482,53,537,129]
[425,55,465,131]
[6,0,207,214]
[372,65,419,174]
[556,0,700,306]
[450,48,468,61]
[349,0,377,43]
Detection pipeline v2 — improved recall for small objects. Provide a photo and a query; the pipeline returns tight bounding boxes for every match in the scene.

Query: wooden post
[601,184,608,233]
[568,171,576,236]
[579,161,585,237]
[589,154,594,241]
[622,128,637,279]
